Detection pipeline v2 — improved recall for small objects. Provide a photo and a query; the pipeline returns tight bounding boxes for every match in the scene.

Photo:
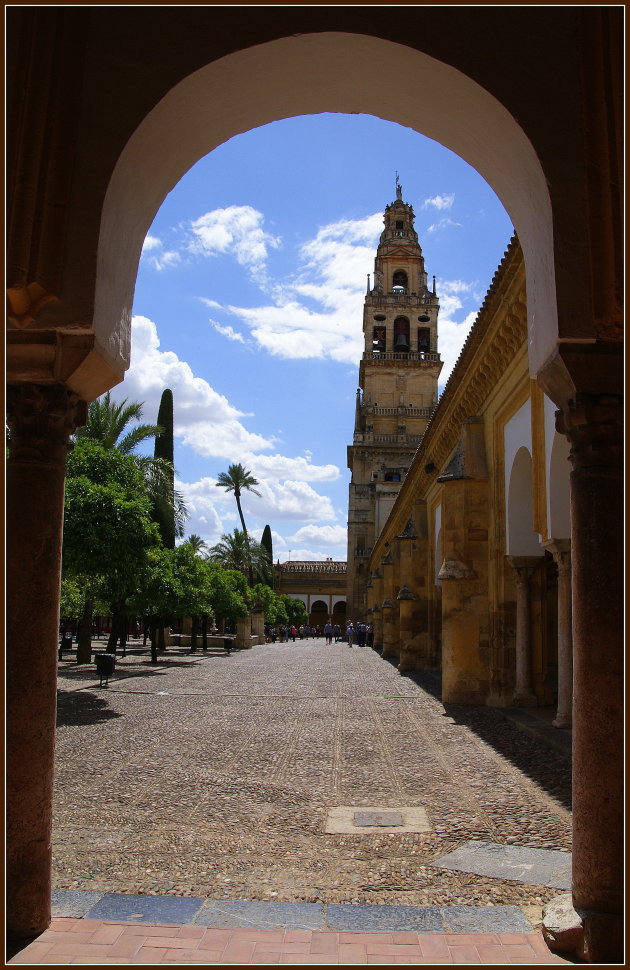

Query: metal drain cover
[325,806,432,834]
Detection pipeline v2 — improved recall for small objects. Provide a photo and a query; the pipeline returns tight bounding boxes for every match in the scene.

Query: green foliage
[63,440,162,613]
[59,577,86,621]
[278,594,309,626]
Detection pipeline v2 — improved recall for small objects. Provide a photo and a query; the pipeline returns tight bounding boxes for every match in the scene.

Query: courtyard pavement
[11,639,575,964]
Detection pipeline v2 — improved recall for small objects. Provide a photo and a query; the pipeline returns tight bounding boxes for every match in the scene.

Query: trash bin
[223,637,235,654]
[95,652,116,687]
[58,631,74,660]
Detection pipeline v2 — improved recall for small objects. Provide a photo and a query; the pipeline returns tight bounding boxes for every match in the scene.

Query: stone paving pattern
[53,642,572,916]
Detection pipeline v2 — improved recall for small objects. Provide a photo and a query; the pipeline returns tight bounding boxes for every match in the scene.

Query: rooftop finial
[395,171,402,201]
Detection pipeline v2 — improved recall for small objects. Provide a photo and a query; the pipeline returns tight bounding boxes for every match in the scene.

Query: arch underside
[96,32,556,385]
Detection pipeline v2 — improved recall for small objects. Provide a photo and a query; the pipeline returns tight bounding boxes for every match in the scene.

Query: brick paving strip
[8,917,575,964]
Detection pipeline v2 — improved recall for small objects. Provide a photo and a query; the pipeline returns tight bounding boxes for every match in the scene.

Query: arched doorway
[7,12,623,957]
[309,600,328,629]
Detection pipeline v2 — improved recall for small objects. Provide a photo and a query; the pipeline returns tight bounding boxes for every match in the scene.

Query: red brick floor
[7,918,576,964]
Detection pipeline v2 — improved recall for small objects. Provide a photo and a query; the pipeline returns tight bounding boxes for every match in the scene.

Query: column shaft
[507,557,541,707]
[6,384,86,937]
[558,394,623,960]
[546,543,572,728]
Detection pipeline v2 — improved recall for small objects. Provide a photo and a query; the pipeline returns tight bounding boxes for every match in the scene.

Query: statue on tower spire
[395,171,403,201]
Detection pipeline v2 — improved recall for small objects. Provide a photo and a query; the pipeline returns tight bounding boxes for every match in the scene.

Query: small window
[384,472,401,482]
[396,220,404,230]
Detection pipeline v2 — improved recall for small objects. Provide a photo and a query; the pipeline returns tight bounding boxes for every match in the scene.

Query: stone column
[381,551,398,660]
[397,585,415,674]
[506,557,542,707]
[557,394,623,960]
[6,383,87,937]
[235,613,252,649]
[371,604,382,651]
[543,540,572,728]
[370,568,383,651]
[381,599,397,659]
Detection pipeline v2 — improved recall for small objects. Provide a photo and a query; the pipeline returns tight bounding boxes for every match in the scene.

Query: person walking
[290,626,297,643]
[357,621,366,647]
[333,623,341,643]
[346,622,354,647]
[324,621,333,645]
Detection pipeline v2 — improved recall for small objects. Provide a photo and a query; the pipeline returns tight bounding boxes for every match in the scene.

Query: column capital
[506,555,544,584]
[555,392,623,471]
[543,539,572,573]
[7,383,87,463]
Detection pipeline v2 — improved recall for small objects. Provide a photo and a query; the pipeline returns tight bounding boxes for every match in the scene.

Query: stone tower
[346,182,442,618]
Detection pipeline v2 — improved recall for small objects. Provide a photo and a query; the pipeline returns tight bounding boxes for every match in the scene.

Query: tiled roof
[276,561,347,573]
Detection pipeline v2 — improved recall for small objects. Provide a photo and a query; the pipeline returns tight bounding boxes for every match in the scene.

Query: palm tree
[207,529,270,582]
[75,391,162,453]
[215,463,261,586]
[215,463,261,538]
[183,534,207,555]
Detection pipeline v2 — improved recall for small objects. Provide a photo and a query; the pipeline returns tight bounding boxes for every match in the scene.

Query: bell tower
[346,181,442,618]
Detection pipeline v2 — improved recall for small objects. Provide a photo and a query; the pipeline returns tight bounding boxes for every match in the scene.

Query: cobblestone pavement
[53,642,572,919]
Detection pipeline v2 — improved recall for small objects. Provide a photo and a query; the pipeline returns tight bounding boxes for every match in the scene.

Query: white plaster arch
[95,32,556,380]
[506,446,542,556]
[544,394,571,540]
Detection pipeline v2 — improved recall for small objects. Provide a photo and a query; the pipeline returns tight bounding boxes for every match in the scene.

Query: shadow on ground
[381,653,571,810]
[56,690,123,727]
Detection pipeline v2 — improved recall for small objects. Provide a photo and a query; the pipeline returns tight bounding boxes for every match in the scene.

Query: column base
[552,712,572,729]
[582,908,624,964]
[512,691,538,708]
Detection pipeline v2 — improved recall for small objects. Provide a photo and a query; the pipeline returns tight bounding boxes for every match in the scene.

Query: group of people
[264,621,374,647]
[344,621,373,648]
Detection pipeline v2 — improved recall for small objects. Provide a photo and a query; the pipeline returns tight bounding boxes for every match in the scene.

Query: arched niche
[544,395,571,541]
[94,32,556,384]
[506,446,542,556]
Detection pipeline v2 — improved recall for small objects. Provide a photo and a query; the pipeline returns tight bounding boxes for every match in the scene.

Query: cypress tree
[153,388,175,549]
[261,524,273,587]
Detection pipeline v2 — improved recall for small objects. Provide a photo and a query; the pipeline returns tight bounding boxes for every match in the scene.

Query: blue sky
[114,113,513,562]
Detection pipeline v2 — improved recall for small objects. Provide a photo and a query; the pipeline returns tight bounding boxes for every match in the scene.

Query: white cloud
[187,205,280,284]
[206,212,382,364]
[140,234,182,271]
[142,235,162,252]
[251,480,336,522]
[117,316,272,459]
[423,193,455,211]
[427,217,462,233]
[287,524,347,548]
[437,311,478,390]
[211,321,245,343]
[243,453,339,483]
